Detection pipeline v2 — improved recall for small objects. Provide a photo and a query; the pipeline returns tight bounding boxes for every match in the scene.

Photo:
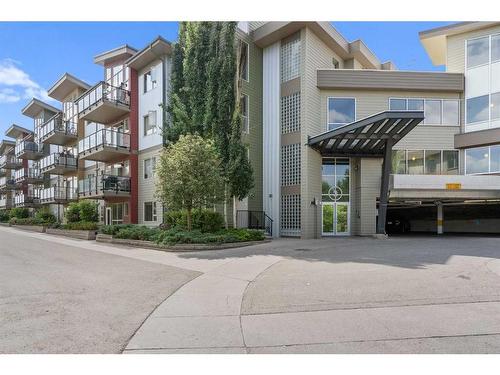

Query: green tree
[155,134,224,231]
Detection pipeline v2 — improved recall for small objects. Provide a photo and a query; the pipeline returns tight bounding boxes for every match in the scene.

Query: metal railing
[236,210,273,236]
[40,186,77,203]
[0,197,13,208]
[78,173,131,196]
[78,128,130,154]
[40,153,78,171]
[0,177,17,190]
[14,167,42,181]
[0,154,22,167]
[14,193,40,206]
[15,140,42,157]
[38,112,77,140]
[76,81,130,114]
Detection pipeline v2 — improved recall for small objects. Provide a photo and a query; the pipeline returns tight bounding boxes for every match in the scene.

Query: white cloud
[0,58,54,103]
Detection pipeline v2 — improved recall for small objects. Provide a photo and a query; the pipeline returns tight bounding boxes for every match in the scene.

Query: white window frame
[144,201,157,222]
[326,97,356,131]
[393,148,460,175]
[143,111,157,136]
[388,97,460,127]
[464,145,500,175]
[143,69,158,93]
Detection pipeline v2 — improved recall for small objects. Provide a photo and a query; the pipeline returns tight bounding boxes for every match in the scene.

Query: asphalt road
[0,227,199,354]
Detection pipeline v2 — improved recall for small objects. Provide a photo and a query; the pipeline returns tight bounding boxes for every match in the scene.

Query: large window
[389,98,459,126]
[465,145,500,174]
[327,98,355,130]
[392,149,459,175]
[144,202,157,222]
[241,95,249,134]
[143,111,157,136]
[280,37,300,83]
[239,41,249,81]
[143,69,157,93]
[143,157,156,179]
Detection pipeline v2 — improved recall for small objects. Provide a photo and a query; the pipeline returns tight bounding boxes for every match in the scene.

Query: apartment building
[1,21,499,237]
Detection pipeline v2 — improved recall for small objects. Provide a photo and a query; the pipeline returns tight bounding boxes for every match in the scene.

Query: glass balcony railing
[0,177,17,190]
[38,112,77,143]
[14,192,40,207]
[40,186,77,203]
[77,81,130,114]
[0,196,13,209]
[15,140,43,158]
[78,129,130,154]
[39,153,78,173]
[78,173,131,197]
[0,155,22,169]
[14,167,43,182]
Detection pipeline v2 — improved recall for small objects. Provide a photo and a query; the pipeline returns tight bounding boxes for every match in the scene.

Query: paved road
[3,226,500,354]
[0,226,199,354]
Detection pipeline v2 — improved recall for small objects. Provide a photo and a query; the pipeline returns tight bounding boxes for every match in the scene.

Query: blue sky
[0,21,454,135]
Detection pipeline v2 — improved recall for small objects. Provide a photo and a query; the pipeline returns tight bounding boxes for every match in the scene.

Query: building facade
[1,21,500,238]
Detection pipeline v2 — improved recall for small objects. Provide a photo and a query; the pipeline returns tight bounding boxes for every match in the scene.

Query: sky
[0,21,455,135]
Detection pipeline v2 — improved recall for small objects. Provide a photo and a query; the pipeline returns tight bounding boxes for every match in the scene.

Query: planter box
[0,222,11,227]
[12,224,46,233]
[96,233,270,252]
[46,228,97,240]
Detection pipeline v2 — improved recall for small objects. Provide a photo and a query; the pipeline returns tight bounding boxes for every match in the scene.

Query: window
[280,195,301,236]
[143,69,157,93]
[144,202,157,222]
[492,34,500,62]
[442,150,459,175]
[466,95,489,124]
[332,57,340,69]
[466,147,490,174]
[424,100,442,125]
[492,92,500,120]
[281,144,301,186]
[443,100,460,125]
[389,98,406,111]
[241,95,249,134]
[467,36,489,68]
[391,150,406,174]
[124,202,129,217]
[327,98,355,130]
[144,157,156,179]
[239,41,249,81]
[143,111,157,136]
[392,149,458,175]
[407,150,424,174]
[280,37,300,82]
[408,99,424,111]
[281,92,301,134]
[425,150,441,174]
[389,98,459,126]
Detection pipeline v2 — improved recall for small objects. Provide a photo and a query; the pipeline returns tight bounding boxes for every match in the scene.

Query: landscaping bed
[46,228,97,240]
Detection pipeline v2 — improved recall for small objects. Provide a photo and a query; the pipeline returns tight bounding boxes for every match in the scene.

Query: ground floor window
[322,158,350,236]
[465,145,500,174]
[144,201,157,222]
[391,149,459,175]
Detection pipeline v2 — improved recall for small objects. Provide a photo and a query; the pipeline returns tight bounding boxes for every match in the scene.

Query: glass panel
[424,100,442,125]
[492,34,500,63]
[425,150,441,174]
[407,150,424,174]
[335,159,349,177]
[466,147,489,174]
[467,37,489,68]
[392,150,406,174]
[492,92,500,120]
[467,95,490,124]
[322,204,334,234]
[322,176,335,195]
[408,99,424,111]
[442,150,459,175]
[336,204,348,233]
[389,98,407,111]
[328,98,355,129]
[442,100,459,125]
[490,146,500,173]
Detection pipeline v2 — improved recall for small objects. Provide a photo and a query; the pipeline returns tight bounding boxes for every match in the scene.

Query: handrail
[76,81,130,114]
[40,186,77,202]
[40,153,77,170]
[78,173,131,195]
[236,210,273,236]
[14,140,42,156]
[78,128,130,154]
[14,167,42,180]
[38,112,77,139]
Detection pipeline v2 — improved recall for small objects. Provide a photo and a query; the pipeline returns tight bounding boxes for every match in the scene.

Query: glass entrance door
[322,158,350,236]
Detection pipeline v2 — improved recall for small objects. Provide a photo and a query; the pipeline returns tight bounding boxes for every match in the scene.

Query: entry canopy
[308,111,424,156]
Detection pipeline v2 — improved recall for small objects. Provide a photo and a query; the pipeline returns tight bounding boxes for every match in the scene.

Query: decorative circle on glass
[327,186,343,201]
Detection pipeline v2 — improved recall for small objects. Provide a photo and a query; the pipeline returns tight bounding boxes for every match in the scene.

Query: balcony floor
[79,146,130,163]
[79,100,130,124]
[41,132,78,147]
[17,151,44,160]
[41,165,78,176]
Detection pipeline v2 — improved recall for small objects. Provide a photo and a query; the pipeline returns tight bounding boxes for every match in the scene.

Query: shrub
[9,207,29,219]
[9,217,42,226]
[35,208,56,224]
[99,224,135,236]
[65,202,80,223]
[0,210,10,222]
[165,209,224,233]
[62,221,98,231]
[155,227,264,246]
[78,201,99,223]
[113,225,160,241]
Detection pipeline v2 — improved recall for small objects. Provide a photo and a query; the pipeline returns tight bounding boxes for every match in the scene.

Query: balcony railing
[0,196,13,209]
[40,186,77,204]
[38,113,78,146]
[78,129,130,162]
[14,192,40,207]
[76,81,130,123]
[40,153,78,175]
[14,167,43,183]
[15,140,44,160]
[0,177,18,191]
[0,168,6,177]
[78,174,131,198]
[0,155,23,169]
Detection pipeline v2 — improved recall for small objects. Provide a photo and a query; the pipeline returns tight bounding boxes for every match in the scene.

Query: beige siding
[359,158,382,235]
[447,24,500,73]
[138,146,163,226]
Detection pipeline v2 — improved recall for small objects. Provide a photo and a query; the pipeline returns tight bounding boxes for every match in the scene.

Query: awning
[307,111,424,157]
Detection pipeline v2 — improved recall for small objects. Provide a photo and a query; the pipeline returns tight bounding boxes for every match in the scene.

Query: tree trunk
[187,207,192,231]
[224,184,229,229]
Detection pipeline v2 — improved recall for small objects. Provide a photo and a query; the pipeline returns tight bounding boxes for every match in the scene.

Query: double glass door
[322,158,350,236]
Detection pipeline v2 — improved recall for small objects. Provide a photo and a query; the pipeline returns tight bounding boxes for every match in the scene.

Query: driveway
[2,226,500,353]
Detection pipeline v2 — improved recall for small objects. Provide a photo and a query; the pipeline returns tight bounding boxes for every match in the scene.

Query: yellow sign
[446,183,462,190]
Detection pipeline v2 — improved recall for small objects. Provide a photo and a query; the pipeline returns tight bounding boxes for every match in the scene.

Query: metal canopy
[307,111,424,157]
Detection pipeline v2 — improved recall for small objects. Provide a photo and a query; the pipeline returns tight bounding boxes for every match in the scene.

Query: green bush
[0,210,10,222]
[65,202,80,223]
[165,209,224,232]
[62,221,98,231]
[155,227,264,246]
[9,217,43,226]
[9,207,29,219]
[34,208,57,224]
[99,224,135,236]
[113,225,160,241]
[78,201,99,223]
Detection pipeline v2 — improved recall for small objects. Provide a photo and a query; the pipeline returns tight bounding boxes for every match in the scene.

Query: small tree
[155,134,224,231]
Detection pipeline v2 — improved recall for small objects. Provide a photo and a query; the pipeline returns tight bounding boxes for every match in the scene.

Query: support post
[377,139,393,234]
[437,202,443,235]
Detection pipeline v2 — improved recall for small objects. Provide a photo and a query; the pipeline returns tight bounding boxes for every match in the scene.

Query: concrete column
[437,202,443,235]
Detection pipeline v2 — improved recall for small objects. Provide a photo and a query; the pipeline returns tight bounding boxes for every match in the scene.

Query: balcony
[0,177,19,192]
[78,174,131,199]
[14,193,40,208]
[0,196,13,209]
[38,113,78,146]
[14,167,44,184]
[0,155,22,169]
[76,81,130,124]
[40,186,77,204]
[15,140,44,160]
[40,153,78,175]
[0,168,6,177]
[78,129,130,162]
